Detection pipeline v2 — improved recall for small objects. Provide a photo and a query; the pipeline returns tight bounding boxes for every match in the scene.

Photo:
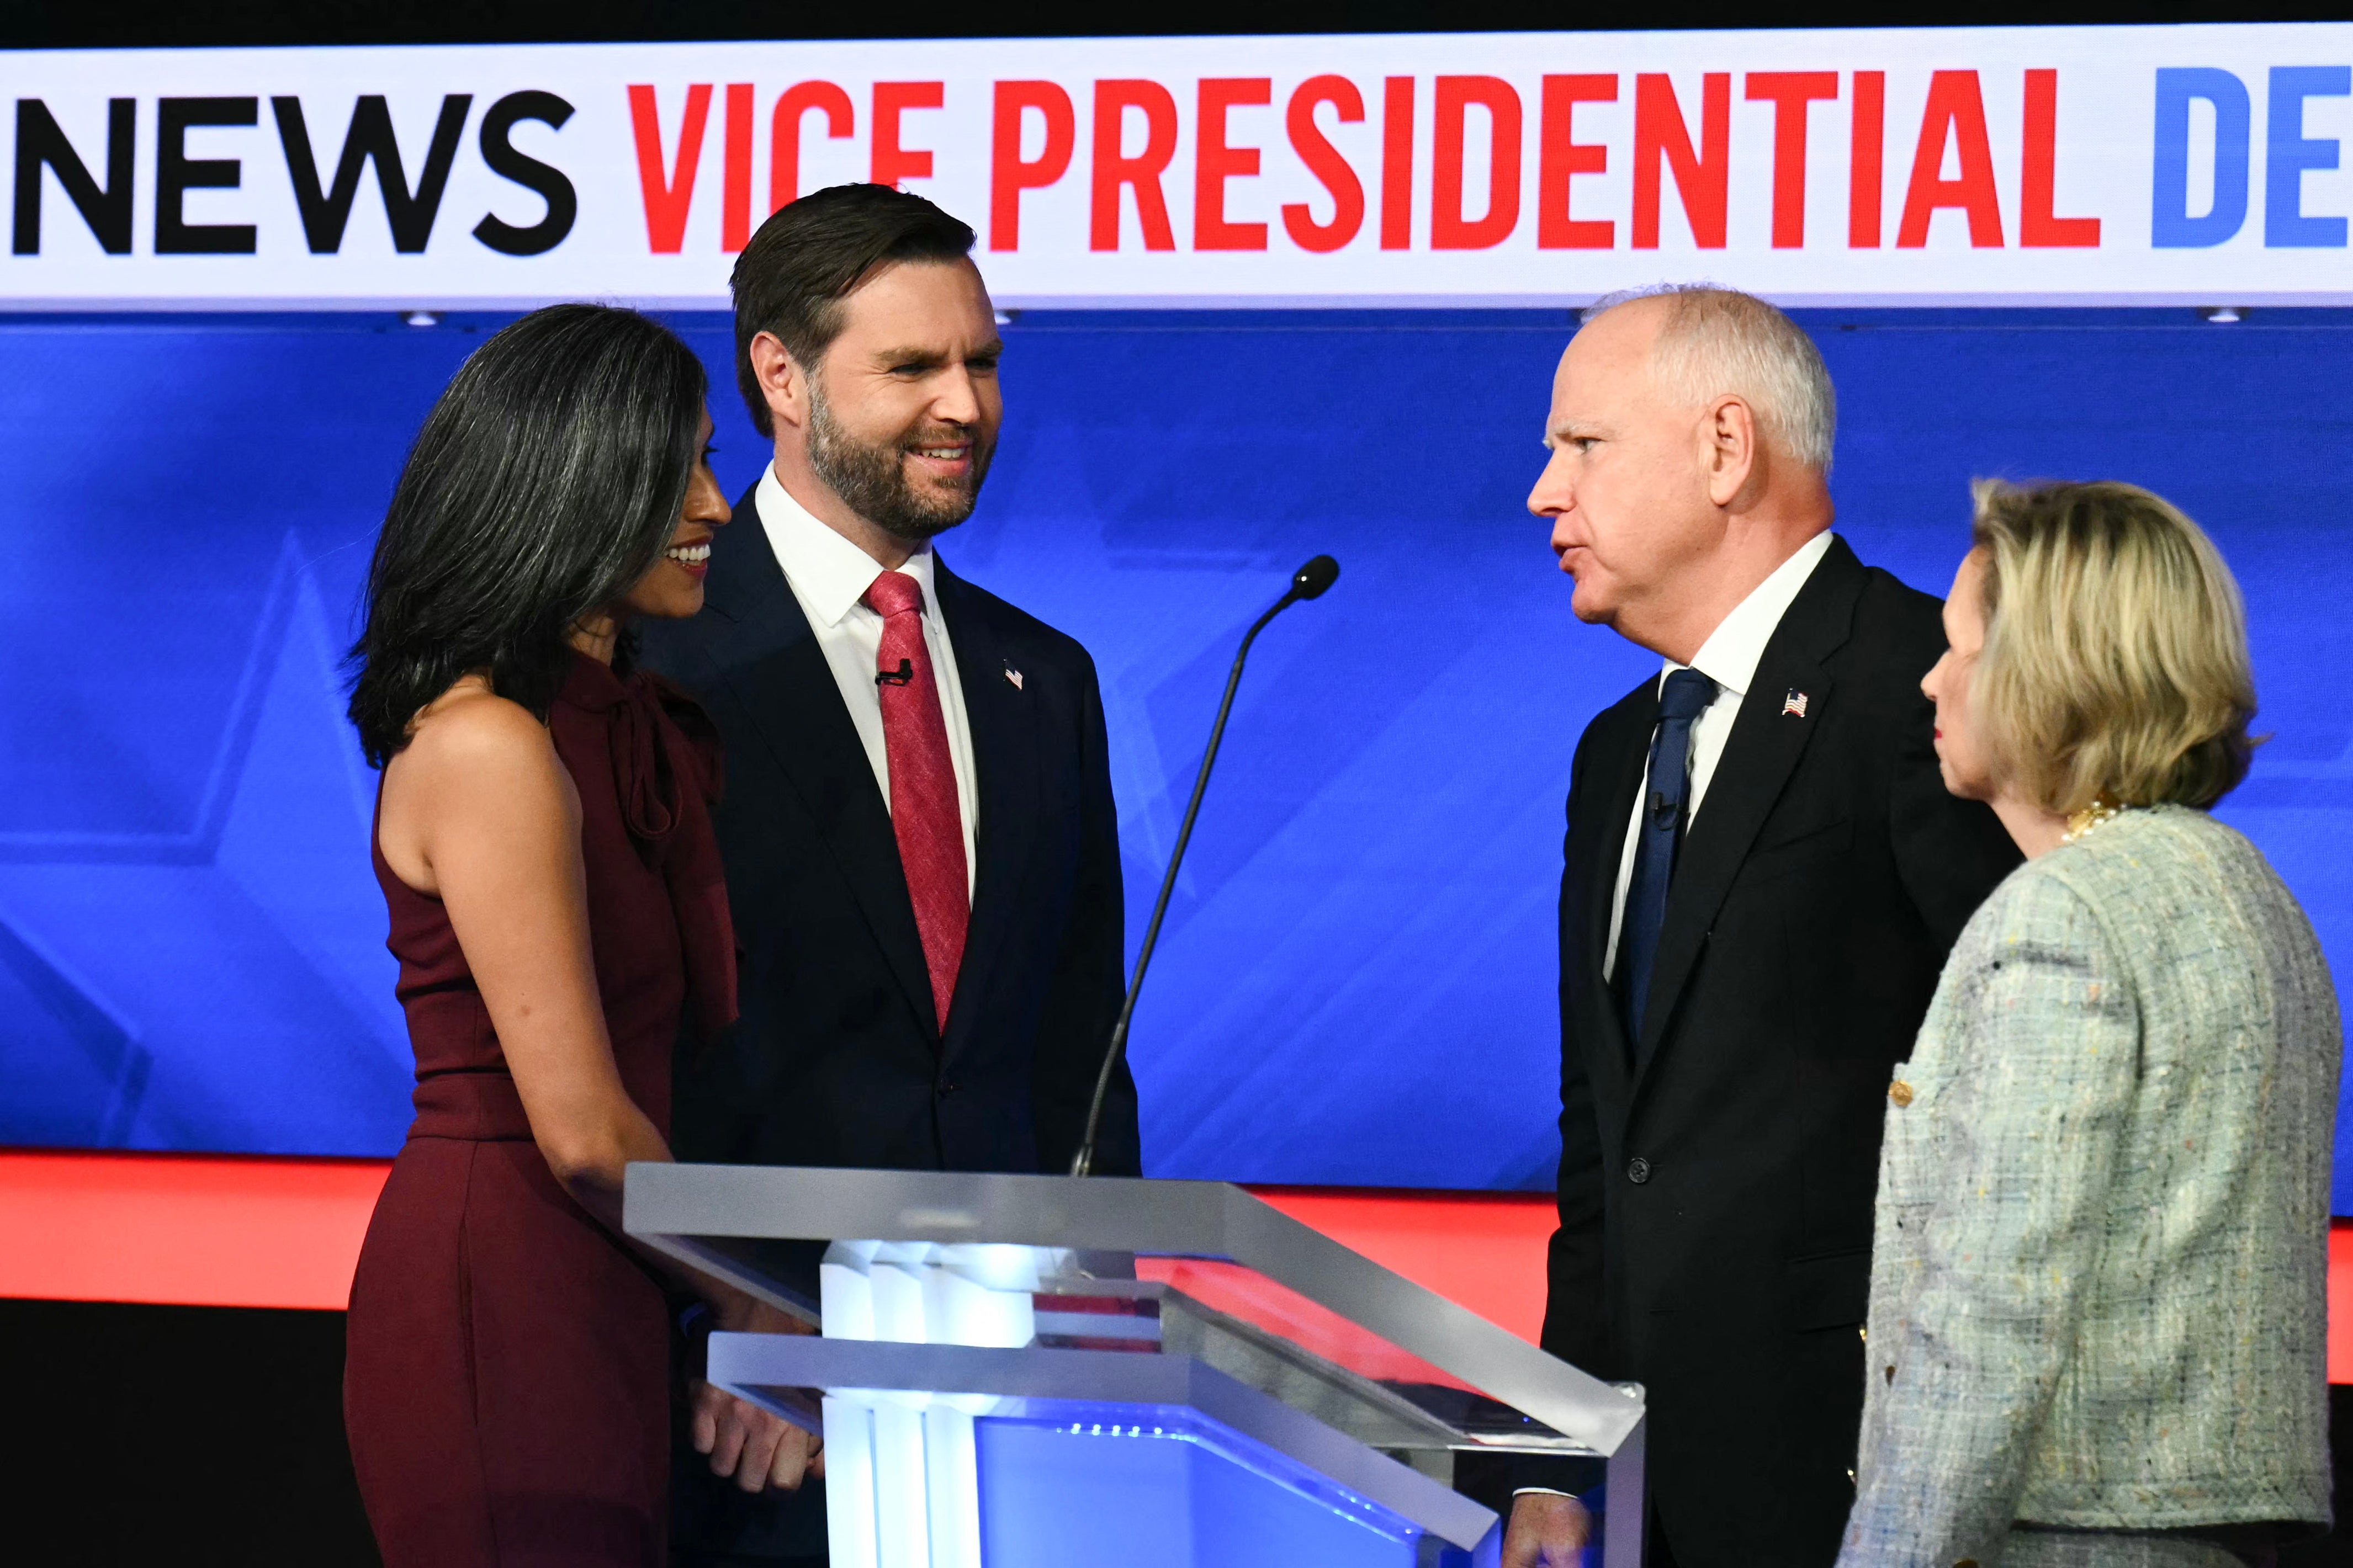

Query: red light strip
[2,1151,2344,1384]
[0,1150,388,1311]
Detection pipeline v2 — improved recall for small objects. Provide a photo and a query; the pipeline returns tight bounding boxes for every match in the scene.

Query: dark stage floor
[3,1296,2351,1565]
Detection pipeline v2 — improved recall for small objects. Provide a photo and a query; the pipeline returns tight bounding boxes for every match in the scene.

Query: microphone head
[1291,555,1340,600]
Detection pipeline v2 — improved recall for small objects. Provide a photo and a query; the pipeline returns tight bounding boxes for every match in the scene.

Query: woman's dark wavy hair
[347,304,707,767]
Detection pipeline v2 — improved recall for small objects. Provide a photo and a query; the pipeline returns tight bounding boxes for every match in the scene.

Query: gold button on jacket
[1888,1080,1915,1108]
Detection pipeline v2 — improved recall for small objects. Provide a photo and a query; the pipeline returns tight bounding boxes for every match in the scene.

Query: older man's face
[1526,300,1720,641]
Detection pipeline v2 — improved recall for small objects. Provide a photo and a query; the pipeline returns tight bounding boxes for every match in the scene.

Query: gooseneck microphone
[1069,555,1340,1177]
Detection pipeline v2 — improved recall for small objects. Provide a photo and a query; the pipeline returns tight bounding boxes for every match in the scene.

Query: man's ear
[1703,394,1763,509]
[748,331,808,435]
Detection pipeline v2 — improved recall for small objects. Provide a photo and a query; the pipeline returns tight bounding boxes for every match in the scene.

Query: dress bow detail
[600,670,724,851]
[559,653,738,1049]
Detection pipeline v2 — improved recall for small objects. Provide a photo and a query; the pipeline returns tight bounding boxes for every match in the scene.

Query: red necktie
[862,570,969,1034]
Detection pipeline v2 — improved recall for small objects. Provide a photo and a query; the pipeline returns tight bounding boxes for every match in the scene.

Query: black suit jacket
[638,485,1140,1179]
[1538,539,2017,1565]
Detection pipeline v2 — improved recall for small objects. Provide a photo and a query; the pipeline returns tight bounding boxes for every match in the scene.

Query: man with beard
[639,184,1138,1566]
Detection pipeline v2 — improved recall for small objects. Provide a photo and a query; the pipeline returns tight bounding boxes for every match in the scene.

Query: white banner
[6,25,2353,308]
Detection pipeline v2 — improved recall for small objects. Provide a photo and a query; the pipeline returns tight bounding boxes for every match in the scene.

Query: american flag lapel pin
[1004,663,1025,691]
[1782,688,1810,718]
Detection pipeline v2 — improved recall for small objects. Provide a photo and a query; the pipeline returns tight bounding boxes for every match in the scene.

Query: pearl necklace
[2062,799,2126,844]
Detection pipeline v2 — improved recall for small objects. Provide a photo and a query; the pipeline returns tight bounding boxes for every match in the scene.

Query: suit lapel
[701,486,939,1038]
[1580,688,1654,1096]
[1631,539,1867,1082]
[932,561,1038,1063]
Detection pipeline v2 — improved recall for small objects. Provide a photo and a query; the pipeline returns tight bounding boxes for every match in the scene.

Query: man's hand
[1502,1491,1594,1568]
[689,1380,823,1492]
[691,1293,825,1493]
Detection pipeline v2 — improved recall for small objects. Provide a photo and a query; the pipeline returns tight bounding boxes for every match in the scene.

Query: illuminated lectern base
[816,1394,1470,1565]
[976,1407,1451,1565]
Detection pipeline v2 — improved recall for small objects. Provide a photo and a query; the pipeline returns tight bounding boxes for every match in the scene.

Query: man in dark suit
[640,184,1138,1566]
[1499,288,2018,1568]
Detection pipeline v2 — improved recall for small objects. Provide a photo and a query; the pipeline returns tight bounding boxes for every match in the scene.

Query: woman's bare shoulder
[398,679,554,770]
[379,679,575,892]
[384,679,572,823]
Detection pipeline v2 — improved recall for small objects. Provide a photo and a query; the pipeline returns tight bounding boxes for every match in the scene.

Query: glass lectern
[625,1165,1644,1568]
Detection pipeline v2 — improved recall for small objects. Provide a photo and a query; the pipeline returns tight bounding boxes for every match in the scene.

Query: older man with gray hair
[1498,288,2019,1567]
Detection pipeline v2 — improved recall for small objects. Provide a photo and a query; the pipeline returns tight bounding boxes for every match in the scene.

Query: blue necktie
[1616,667,1718,1050]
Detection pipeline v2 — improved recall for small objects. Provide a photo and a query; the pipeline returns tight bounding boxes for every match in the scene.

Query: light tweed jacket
[1838,806,2339,1566]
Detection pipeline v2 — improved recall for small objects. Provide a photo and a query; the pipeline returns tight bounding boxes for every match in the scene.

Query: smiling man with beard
[639,184,1137,1567]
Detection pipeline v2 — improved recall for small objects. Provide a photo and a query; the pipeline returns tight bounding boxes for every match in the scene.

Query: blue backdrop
[4,306,2349,1205]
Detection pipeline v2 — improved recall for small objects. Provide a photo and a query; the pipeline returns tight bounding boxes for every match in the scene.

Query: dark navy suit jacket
[638,482,1140,1181]
[643,482,1141,1562]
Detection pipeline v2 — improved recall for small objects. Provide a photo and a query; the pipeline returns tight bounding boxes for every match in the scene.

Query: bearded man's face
[804,258,1002,543]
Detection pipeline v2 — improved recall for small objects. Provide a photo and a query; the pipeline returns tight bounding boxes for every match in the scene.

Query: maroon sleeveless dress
[345,652,736,1568]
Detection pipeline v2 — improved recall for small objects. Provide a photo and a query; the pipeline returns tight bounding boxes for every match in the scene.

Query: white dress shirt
[1602,530,1835,981]
[756,464,979,900]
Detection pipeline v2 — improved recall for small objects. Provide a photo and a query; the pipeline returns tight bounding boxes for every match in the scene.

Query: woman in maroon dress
[343,305,814,1567]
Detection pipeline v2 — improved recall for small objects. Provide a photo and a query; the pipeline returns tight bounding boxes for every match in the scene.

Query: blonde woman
[1838,481,2336,1568]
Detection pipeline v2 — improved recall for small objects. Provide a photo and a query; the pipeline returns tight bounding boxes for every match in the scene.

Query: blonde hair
[1970,479,2255,814]
[1583,283,1836,471]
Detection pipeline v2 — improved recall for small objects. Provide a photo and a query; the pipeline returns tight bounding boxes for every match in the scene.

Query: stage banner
[5,24,2353,308]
